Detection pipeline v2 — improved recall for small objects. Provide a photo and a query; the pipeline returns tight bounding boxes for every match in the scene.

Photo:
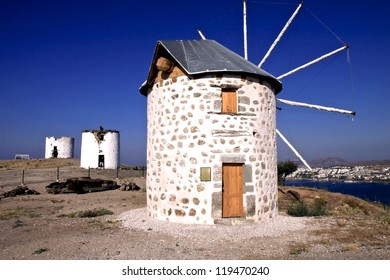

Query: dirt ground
[0,159,389,260]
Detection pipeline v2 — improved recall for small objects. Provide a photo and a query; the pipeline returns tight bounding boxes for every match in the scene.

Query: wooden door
[222,164,244,217]
[222,90,237,114]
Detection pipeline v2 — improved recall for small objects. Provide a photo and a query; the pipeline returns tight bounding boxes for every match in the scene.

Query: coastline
[285,179,390,206]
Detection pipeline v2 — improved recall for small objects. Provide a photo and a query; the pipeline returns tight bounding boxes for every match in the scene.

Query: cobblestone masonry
[146,74,277,224]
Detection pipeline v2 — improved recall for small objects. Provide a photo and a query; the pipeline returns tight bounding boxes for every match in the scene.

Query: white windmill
[198,0,355,170]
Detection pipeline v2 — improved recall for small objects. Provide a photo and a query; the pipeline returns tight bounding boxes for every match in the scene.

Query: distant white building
[80,128,120,169]
[45,137,74,159]
[15,154,30,160]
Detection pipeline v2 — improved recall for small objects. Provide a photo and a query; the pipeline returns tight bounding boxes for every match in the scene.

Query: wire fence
[0,166,146,187]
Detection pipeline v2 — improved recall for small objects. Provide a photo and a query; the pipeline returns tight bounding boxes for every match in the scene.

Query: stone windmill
[140,40,282,224]
[139,1,354,225]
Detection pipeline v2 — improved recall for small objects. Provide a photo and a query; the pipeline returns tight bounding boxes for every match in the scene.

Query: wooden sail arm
[197,29,206,40]
[277,45,349,80]
[258,2,304,68]
[276,129,312,170]
[277,98,356,116]
[243,0,248,60]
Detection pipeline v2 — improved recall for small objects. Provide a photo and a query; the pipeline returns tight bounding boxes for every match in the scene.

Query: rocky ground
[0,159,389,260]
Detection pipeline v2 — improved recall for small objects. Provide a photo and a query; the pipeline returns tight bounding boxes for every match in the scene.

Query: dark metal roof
[139,39,282,95]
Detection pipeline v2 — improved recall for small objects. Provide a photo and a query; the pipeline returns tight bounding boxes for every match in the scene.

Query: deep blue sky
[1,0,389,165]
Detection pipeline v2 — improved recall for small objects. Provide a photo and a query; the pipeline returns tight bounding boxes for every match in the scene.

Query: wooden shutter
[222,89,237,114]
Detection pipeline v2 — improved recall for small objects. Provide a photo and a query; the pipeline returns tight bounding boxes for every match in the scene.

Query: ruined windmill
[139,1,354,224]
[80,128,120,170]
[45,136,74,159]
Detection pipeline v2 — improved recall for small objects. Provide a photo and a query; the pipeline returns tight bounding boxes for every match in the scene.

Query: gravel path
[119,208,314,242]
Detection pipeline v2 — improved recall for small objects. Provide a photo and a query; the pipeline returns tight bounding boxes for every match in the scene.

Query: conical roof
[139,39,282,95]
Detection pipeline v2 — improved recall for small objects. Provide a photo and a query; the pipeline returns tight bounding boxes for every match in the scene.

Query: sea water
[285,179,390,205]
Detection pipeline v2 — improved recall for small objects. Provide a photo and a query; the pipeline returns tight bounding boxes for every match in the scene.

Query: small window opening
[221,89,237,114]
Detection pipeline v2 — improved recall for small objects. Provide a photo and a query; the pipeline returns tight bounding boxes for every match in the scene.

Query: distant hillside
[309,157,349,168]
[350,159,390,166]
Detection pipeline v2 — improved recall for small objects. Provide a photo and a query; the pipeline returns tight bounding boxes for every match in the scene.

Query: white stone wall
[146,74,278,224]
[45,137,74,159]
[80,131,120,169]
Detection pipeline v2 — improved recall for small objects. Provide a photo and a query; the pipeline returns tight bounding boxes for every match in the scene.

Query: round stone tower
[140,40,282,224]
[80,128,120,169]
[45,136,74,159]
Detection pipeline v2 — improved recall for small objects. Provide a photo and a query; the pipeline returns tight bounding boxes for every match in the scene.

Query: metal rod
[277,98,356,116]
[22,169,25,185]
[88,167,90,178]
[116,167,119,179]
[197,29,206,40]
[243,0,248,60]
[277,45,349,79]
[56,167,59,182]
[258,2,303,68]
[276,129,312,170]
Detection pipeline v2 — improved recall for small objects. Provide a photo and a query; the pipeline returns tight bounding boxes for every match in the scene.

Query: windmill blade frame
[277,98,356,116]
[258,2,304,68]
[197,1,355,170]
[276,129,312,170]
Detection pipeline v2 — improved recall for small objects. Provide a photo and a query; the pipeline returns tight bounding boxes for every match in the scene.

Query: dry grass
[0,158,79,171]
[381,213,390,224]
[308,215,390,249]
[33,248,49,255]
[48,197,65,204]
[279,186,386,217]
[289,242,309,255]
[58,208,114,218]
[279,186,390,254]
[0,207,40,220]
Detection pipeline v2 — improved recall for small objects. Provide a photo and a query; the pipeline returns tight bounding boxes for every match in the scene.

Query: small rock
[286,190,301,201]
[1,185,40,198]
